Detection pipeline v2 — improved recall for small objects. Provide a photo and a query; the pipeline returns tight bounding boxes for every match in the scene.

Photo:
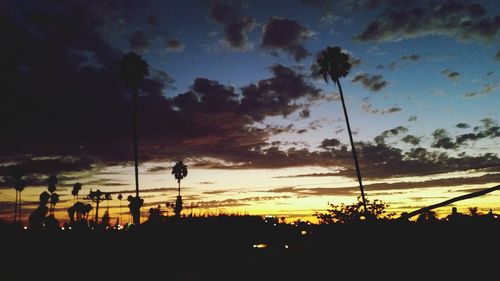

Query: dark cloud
[269,174,500,195]
[464,81,499,98]
[408,115,417,122]
[0,158,93,178]
[319,138,342,149]
[165,39,185,52]
[147,15,158,26]
[432,129,458,149]
[299,108,311,118]
[362,98,401,115]
[240,64,321,121]
[441,69,461,80]
[401,135,421,146]
[374,126,408,145]
[496,51,500,61]
[351,73,388,91]
[261,17,311,61]
[147,166,168,173]
[355,1,499,43]
[208,0,254,50]
[130,30,150,52]
[432,120,500,150]
[224,16,255,49]
[401,54,420,61]
[300,0,387,11]
[387,54,421,70]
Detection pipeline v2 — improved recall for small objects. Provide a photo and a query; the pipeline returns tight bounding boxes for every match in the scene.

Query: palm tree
[118,194,123,225]
[172,161,188,218]
[88,189,112,226]
[120,52,148,224]
[71,182,82,203]
[317,46,367,212]
[46,175,59,216]
[10,167,25,224]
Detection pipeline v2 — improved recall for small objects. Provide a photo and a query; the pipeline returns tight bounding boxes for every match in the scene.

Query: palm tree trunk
[95,200,100,226]
[18,192,22,225]
[133,90,140,198]
[14,191,18,223]
[335,78,368,212]
[178,181,181,197]
[119,200,122,226]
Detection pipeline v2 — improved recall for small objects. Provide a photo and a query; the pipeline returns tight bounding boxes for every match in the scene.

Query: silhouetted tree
[315,196,393,224]
[118,193,123,225]
[87,189,111,226]
[46,175,59,216]
[172,161,188,218]
[100,210,111,229]
[416,210,438,223]
[316,46,367,211]
[120,52,148,224]
[128,195,143,225]
[8,166,26,224]
[68,202,93,228]
[29,191,51,229]
[71,182,82,203]
[146,205,163,225]
[400,184,500,220]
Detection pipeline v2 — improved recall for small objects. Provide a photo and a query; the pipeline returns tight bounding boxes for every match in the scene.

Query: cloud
[388,54,422,70]
[208,0,255,50]
[240,64,321,121]
[432,119,500,149]
[401,54,420,61]
[147,166,168,173]
[374,126,408,144]
[319,138,342,149]
[224,16,255,49]
[261,17,311,61]
[130,30,150,52]
[441,69,461,80]
[362,98,401,115]
[268,173,500,195]
[351,73,388,91]
[464,81,499,98]
[299,108,310,118]
[165,39,185,52]
[355,0,499,43]
[456,123,470,129]
[401,135,421,146]
[432,128,458,149]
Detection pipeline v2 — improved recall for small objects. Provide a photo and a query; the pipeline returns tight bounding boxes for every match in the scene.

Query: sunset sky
[1,0,499,224]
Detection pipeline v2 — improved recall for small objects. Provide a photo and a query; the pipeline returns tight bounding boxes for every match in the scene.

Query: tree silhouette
[87,189,111,226]
[316,46,367,211]
[127,195,143,225]
[315,196,393,224]
[8,166,26,224]
[46,175,59,216]
[118,194,123,225]
[29,191,50,229]
[120,52,148,225]
[71,182,82,203]
[172,161,188,218]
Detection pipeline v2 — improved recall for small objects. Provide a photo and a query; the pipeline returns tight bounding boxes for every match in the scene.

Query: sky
[1,0,499,224]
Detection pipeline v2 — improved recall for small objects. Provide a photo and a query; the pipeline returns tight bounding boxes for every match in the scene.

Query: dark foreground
[2,217,499,280]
